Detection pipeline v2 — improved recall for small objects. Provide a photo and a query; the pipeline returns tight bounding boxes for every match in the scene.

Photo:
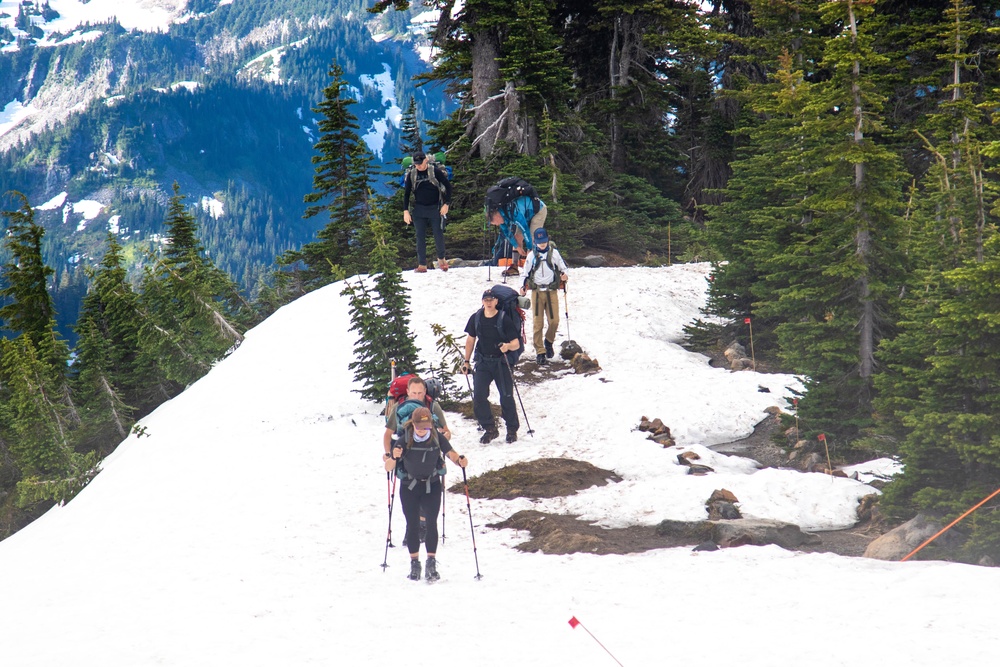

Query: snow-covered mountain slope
[0,264,997,666]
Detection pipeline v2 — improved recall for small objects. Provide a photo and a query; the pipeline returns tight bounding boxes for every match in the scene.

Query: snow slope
[0,263,997,666]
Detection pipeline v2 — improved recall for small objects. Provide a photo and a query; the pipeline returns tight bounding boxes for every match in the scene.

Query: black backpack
[484,177,541,218]
[398,431,445,491]
[475,284,526,365]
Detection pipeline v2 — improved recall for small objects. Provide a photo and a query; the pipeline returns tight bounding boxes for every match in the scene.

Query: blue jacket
[493,196,546,254]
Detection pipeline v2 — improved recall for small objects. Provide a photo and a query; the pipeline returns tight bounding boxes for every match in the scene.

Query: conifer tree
[139,184,246,387]
[0,192,70,370]
[0,335,96,506]
[73,235,170,449]
[342,210,419,402]
[399,97,423,154]
[279,62,373,290]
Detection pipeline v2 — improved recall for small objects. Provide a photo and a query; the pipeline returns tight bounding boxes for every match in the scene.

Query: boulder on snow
[863,513,954,561]
[712,519,819,549]
[582,254,607,268]
[571,353,601,374]
[707,501,742,520]
[724,341,754,371]
[560,340,583,360]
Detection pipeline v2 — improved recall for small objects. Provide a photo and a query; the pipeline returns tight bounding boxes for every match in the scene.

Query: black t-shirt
[403,166,451,208]
[465,309,520,358]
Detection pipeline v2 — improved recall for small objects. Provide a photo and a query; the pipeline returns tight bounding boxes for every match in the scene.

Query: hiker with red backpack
[403,151,451,273]
[519,228,569,365]
[485,177,546,277]
[384,407,468,581]
[462,286,523,443]
[383,376,451,455]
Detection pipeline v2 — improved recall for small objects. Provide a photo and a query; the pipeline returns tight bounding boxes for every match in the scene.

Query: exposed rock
[799,452,823,471]
[679,450,701,461]
[560,340,583,360]
[724,341,754,371]
[708,489,739,503]
[707,501,742,520]
[571,353,601,374]
[582,254,607,267]
[855,494,880,523]
[693,541,719,552]
[863,514,952,561]
[713,519,820,549]
[686,464,715,475]
[724,341,748,362]
[655,519,714,541]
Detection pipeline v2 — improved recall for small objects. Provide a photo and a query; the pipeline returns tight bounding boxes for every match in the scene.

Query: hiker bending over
[462,288,521,443]
[487,189,546,278]
[520,228,568,365]
[385,407,467,581]
[402,151,451,273]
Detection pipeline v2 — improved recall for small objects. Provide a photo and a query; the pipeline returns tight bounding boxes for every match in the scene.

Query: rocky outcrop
[863,514,951,561]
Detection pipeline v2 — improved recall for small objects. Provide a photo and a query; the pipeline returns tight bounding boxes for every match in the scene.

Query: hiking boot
[415,265,428,273]
[544,339,554,358]
[418,518,427,543]
[408,559,421,581]
[437,258,449,272]
[536,354,547,365]
[506,429,517,443]
[425,556,440,581]
[479,427,500,444]
[502,265,519,277]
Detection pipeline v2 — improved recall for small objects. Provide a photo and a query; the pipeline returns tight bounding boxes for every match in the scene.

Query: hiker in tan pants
[519,228,569,365]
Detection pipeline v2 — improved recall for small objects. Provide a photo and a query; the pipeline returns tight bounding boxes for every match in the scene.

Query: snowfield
[0,263,997,666]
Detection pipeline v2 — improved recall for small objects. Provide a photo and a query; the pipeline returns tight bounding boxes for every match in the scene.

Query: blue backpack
[393,398,440,437]
[475,284,526,365]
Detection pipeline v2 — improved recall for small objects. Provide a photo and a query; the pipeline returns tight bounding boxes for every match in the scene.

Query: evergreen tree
[877,239,1000,560]
[138,184,246,387]
[342,210,419,402]
[73,235,171,450]
[399,97,423,154]
[0,192,69,368]
[279,62,373,291]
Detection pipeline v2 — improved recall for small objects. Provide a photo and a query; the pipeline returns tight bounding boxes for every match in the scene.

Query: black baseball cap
[412,151,426,163]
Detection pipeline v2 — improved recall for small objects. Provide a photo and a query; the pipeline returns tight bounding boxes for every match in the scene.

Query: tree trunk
[469,30,503,157]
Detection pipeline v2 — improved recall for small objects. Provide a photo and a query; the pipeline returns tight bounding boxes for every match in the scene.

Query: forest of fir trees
[8,0,1000,562]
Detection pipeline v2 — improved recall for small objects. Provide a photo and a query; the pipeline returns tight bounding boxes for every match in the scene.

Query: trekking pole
[484,217,493,282]
[380,471,398,570]
[461,466,483,580]
[502,353,535,436]
[440,472,446,543]
[563,285,571,340]
[502,237,511,285]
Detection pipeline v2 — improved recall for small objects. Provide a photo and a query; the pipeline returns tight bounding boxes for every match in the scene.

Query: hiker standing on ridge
[520,228,568,365]
[385,407,467,581]
[403,151,451,273]
[462,288,521,443]
[486,178,546,277]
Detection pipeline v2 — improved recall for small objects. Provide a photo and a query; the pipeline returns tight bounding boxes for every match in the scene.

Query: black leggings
[399,478,442,554]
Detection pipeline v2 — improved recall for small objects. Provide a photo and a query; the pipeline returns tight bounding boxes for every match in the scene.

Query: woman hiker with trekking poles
[384,407,467,581]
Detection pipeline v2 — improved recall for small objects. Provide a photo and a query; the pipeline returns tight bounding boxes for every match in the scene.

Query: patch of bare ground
[491,510,695,555]
[450,458,620,500]
[454,419,887,556]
